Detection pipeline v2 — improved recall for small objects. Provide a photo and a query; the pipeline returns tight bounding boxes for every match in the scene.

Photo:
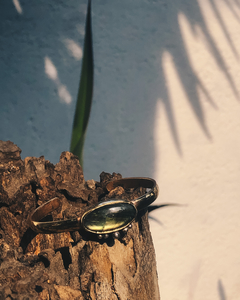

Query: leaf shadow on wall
[218,279,227,300]
[157,0,239,154]
[85,0,240,179]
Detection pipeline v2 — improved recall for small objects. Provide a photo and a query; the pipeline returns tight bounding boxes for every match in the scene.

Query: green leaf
[70,0,94,166]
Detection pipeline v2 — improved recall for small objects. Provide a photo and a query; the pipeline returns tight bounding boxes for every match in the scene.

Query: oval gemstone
[82,200,137,234]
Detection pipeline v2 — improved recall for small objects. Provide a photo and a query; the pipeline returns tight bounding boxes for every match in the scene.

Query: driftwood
[0,141,160,300]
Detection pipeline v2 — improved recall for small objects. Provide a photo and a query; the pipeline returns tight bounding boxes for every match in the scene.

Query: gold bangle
[29,177,158,239]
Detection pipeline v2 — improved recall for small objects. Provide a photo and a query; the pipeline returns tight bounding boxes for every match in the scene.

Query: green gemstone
[82,200,137,234]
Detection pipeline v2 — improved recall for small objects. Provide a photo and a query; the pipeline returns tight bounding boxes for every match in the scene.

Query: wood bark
[0,141,160,300]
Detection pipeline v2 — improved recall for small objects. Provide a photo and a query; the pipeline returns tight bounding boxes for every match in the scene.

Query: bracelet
[29,177,158,239]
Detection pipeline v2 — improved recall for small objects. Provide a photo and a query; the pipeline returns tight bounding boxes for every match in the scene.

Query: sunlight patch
[44,56,72,104]
[12,0,22,14]
[64,39,83,60]
[58,85,72,104]
[45,57,58,80]
[76,24,85,36]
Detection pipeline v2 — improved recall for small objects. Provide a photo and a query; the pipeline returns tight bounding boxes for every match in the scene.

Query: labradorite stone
[82,201,136,233]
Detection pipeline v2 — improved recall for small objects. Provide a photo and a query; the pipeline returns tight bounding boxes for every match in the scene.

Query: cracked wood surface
[0,141,160,300]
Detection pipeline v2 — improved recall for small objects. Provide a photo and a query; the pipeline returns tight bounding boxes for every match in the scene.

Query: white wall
[1,0,240,299]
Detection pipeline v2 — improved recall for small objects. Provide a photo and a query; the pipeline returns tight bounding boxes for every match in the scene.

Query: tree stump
[0,141,160,300]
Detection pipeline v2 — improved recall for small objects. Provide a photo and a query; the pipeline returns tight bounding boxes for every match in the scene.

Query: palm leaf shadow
[148,203,185,226]
[218,279,227,300]
[156,0,240,154]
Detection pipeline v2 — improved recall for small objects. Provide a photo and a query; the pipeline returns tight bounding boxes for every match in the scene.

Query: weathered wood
[0,141,160,300]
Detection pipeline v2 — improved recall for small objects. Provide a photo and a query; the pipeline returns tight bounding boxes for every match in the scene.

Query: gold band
[29,177,158,237]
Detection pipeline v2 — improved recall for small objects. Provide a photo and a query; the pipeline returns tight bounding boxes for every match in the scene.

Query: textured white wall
[1,0,240,299]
